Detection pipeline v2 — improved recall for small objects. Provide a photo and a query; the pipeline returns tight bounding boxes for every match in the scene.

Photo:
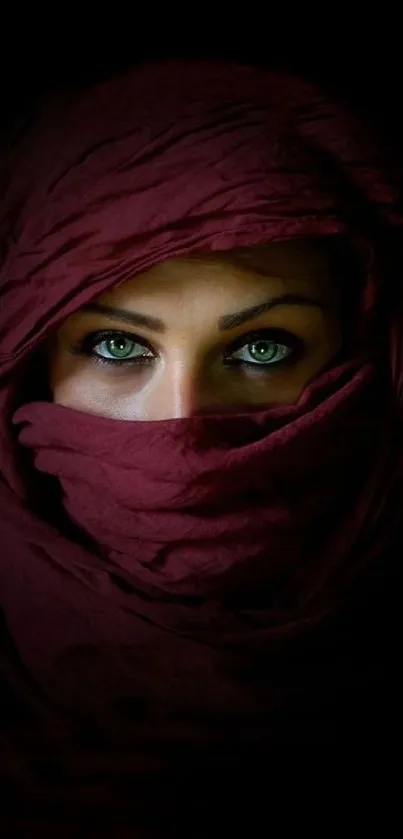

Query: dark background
[0,20,402,143]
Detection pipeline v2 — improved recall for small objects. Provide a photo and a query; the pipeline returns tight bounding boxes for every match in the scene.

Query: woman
[0,61,401,831]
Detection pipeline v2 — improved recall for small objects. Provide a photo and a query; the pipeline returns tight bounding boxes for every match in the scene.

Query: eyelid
[72,328,156,355]
[224,327,302,355]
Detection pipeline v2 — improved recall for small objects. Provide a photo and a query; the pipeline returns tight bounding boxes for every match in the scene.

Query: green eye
[72,330,155,366]
[101,336,138,360]
[95,334,155,363]
[73,328,302,371]
[230,339,293,366]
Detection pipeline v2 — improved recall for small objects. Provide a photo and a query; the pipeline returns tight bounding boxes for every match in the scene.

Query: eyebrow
[81,293,326,334]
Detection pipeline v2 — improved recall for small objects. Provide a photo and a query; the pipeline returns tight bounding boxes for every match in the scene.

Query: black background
[0,18,402,143]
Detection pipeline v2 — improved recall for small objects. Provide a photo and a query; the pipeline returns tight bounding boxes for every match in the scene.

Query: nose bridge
[143,352,205,419]
[172,372,195,419]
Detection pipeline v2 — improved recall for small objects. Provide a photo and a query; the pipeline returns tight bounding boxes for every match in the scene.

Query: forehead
[204,239,336,279]
[101,239,341,305]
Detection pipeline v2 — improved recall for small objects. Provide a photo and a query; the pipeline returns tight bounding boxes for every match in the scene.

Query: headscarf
[0,61,402,829]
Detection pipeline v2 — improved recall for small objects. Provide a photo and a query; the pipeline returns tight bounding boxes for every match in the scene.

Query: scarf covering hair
[0,61,402,833]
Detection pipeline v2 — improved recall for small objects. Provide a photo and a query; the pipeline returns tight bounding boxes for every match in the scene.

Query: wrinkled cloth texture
[0,61,402,833]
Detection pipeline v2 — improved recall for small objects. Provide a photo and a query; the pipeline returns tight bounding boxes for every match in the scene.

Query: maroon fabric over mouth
[0,61,402,832]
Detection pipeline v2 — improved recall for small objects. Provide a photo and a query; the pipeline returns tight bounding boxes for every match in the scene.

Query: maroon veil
[0,61,402,833]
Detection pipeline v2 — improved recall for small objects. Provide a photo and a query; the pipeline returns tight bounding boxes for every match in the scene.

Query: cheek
[315,316,342,364]
[49,352,156,420]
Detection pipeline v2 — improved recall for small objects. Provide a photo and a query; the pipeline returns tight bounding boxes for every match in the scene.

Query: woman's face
[48,241,343,420]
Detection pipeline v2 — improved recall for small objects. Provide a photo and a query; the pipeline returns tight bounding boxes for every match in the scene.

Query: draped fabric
[0,61,402,834]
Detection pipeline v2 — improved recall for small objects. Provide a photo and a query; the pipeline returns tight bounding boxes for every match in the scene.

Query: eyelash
[71,328,304,371]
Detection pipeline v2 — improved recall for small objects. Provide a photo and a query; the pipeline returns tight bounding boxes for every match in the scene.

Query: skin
[48,240,343,421]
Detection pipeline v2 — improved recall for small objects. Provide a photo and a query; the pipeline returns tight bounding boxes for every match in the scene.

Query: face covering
[0,63,402,810]
[12,361,388,608]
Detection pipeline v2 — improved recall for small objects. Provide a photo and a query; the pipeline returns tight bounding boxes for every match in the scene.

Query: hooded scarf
[0,61,402,832]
